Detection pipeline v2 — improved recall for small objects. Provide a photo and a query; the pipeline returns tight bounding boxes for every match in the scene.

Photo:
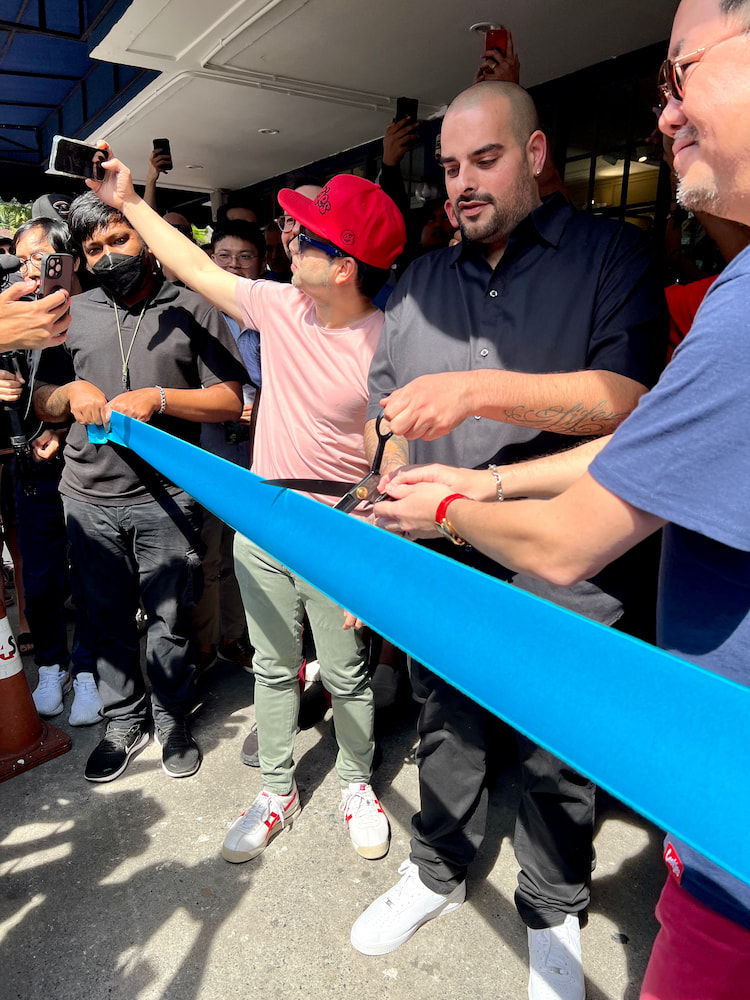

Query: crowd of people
[0,1,748,997]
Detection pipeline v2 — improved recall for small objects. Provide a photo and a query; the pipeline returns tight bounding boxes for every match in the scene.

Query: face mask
[91,249,148,298]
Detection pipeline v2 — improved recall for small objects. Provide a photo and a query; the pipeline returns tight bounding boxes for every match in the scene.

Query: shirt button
[489,289,498,298]
[480,349,489,357]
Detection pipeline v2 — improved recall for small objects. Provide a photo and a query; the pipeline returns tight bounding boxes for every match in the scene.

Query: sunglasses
[290,231,348,258]
[275,214,295,232]
[657,33,744,110]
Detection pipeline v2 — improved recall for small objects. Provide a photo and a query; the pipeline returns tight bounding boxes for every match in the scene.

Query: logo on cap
[340,230,355,246]
[53,200,71,217]
[316,186,332,215]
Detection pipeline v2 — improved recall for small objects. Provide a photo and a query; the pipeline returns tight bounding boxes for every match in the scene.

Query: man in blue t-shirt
[370,2,750,996]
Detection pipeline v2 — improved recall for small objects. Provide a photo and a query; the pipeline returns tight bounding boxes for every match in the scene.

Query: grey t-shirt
[36,278,246,506]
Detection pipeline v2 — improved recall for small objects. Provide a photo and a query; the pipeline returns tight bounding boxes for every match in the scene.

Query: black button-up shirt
[367,194,668,622]
[368,193,667,469]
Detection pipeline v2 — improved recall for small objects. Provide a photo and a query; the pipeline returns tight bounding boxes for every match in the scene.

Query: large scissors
[262,410,393,514]
[333,410,393,513]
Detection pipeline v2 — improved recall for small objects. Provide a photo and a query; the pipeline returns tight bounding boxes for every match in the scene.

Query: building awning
[0,0,156,193]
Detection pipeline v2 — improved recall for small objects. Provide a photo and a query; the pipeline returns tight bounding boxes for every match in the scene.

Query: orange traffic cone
[0,616,70,782]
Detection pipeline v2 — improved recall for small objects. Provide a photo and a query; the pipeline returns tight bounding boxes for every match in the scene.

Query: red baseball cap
[278,175,406,270]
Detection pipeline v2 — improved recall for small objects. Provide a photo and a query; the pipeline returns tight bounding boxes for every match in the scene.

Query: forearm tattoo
[503,400,628,436]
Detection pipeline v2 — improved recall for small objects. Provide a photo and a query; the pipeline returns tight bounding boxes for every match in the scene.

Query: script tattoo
[503,400,628,436]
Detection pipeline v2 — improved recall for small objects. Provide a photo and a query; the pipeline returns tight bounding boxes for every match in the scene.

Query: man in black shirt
[352,83,667,998]
[35,192,245,783]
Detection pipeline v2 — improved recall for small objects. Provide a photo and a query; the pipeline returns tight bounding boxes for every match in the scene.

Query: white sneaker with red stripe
[221,783,299,863]
[340,782,390,859]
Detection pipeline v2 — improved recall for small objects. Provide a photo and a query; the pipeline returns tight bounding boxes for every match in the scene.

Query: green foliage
[0,200,33,233]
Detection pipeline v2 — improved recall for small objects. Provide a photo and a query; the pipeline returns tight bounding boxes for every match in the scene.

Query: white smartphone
[48,135,106,181]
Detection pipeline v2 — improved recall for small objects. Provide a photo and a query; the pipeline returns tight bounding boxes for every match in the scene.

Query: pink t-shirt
[235,279,382,513]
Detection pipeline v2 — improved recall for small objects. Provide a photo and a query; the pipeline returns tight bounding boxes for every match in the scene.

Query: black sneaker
[84,723,149,783]
[240,722,260,767]
[218,636,254,673]
[155,719,202,778]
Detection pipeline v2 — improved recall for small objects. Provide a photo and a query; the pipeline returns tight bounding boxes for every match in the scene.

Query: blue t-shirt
[590,245,750,928]
[223,313,262,389]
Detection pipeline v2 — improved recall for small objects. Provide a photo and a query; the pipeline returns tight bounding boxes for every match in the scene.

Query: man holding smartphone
[82,153,405,864]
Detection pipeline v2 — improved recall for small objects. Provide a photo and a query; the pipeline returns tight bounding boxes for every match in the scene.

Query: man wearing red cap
[87,158,406,864]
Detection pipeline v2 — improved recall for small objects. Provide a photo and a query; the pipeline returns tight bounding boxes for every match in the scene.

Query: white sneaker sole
[221,802,299,863]
[352,834,390,860]
[84,730,150,783]
[350,882,465,956]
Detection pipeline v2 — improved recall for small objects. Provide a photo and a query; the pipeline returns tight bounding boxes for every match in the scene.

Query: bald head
[445,82,540,148]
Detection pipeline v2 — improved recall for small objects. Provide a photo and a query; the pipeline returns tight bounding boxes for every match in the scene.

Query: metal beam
[0,132,38,153]
[0,19,83,42]
[0,99,57,109]
[0,68,81,81]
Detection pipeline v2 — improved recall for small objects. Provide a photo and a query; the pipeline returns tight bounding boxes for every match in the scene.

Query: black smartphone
[396,97,419,123]
[39,253,74,299]
[153,138,173,172]
[48,136,105,181]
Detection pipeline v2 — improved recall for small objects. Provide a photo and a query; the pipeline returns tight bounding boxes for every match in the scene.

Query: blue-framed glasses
[291,231,348,257]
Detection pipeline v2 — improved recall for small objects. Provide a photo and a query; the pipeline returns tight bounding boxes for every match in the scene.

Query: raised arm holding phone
[85,147,240,320]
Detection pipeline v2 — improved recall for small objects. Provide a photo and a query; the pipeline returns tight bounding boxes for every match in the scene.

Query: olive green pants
[233,533,374,794]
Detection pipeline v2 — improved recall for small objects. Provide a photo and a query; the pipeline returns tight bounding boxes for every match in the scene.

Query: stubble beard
[455,174,539,247]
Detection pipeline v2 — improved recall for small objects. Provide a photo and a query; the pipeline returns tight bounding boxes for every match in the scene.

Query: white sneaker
[69,672,104,726]
[32,665,72,717]
[340,782,390,859]
[528,914,585,1000]
[350,859,465,955]
[221,783,299,863]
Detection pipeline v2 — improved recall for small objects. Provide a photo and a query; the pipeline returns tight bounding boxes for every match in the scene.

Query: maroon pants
[641,876,750,1000]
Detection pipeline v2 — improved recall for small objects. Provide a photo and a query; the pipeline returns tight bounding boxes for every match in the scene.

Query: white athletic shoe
[69,672,104,726]
[340,782,390,859]
[32,665,72,717]
[350,859,465,955]
[527,914,585,1000]
[221,783,299,863]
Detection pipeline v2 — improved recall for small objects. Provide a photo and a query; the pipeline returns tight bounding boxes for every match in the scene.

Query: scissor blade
[262,478,355,497]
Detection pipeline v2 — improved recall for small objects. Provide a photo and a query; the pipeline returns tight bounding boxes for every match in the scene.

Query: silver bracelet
[488,464,504,501]
[155,385,166,415]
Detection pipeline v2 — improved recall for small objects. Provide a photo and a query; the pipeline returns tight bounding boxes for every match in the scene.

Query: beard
[454,173,538,246]
[676,175,720,213]
[673,124,721,214]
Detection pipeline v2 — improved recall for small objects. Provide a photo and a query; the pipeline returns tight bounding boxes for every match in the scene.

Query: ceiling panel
[89,0,678,194]
[105,73,394,190]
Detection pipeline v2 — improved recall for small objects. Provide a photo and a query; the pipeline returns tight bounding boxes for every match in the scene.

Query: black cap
[32,193,73,222]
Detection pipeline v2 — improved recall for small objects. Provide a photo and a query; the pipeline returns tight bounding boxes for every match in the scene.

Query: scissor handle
[372,410,393,473]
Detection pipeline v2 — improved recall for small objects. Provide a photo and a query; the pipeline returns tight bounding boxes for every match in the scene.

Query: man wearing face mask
[33,192,246,784]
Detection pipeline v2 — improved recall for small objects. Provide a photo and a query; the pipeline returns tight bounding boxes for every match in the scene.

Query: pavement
[1,625,666,1000]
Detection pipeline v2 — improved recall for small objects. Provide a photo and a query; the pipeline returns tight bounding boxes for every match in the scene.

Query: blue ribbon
[89,413,750,884]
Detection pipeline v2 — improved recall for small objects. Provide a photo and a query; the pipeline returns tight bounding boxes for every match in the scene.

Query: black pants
[409,538,604,930]
[409,669,595,929]
[63,493,203,728]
